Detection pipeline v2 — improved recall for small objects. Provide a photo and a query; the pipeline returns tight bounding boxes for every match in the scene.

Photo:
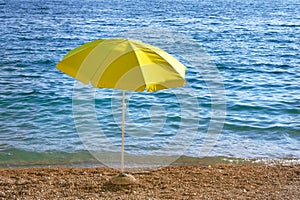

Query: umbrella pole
[121,90,125,173]
[111,91,136,185]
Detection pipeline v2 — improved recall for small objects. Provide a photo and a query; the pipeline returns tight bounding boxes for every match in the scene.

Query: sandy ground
[1,164,300,199]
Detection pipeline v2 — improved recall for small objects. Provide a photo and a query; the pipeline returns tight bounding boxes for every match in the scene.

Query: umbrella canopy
[56,38,186,176]
[56,38,186,92]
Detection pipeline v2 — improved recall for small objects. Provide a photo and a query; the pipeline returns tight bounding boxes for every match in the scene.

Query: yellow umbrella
[56,38,186,177]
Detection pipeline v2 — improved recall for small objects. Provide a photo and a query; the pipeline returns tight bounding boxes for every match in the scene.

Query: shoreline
[2,153,300,169]
[1,164,300,199]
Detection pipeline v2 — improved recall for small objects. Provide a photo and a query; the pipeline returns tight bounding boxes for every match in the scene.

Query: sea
[1,0,300,168]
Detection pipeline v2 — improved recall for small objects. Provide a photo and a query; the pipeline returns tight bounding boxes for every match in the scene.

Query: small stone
[110,173,136,185]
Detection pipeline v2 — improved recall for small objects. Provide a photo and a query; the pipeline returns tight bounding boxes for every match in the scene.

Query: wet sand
[1,164,300,199]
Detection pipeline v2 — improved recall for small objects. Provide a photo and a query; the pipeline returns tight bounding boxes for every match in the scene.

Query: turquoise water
[1,0,300,167]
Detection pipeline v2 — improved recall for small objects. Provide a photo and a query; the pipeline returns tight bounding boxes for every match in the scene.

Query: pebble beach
[1,164,300,199]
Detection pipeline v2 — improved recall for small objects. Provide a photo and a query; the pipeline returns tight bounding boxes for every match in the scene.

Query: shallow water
[1,0,300,167]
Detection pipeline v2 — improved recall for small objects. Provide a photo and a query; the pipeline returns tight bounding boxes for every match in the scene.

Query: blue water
[1,0,300,167]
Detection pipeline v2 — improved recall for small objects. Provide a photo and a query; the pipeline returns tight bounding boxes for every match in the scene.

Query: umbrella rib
[128,41,147,90]
[148,47,186,78]
[89,39,129,87]
[63,39,103,59]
